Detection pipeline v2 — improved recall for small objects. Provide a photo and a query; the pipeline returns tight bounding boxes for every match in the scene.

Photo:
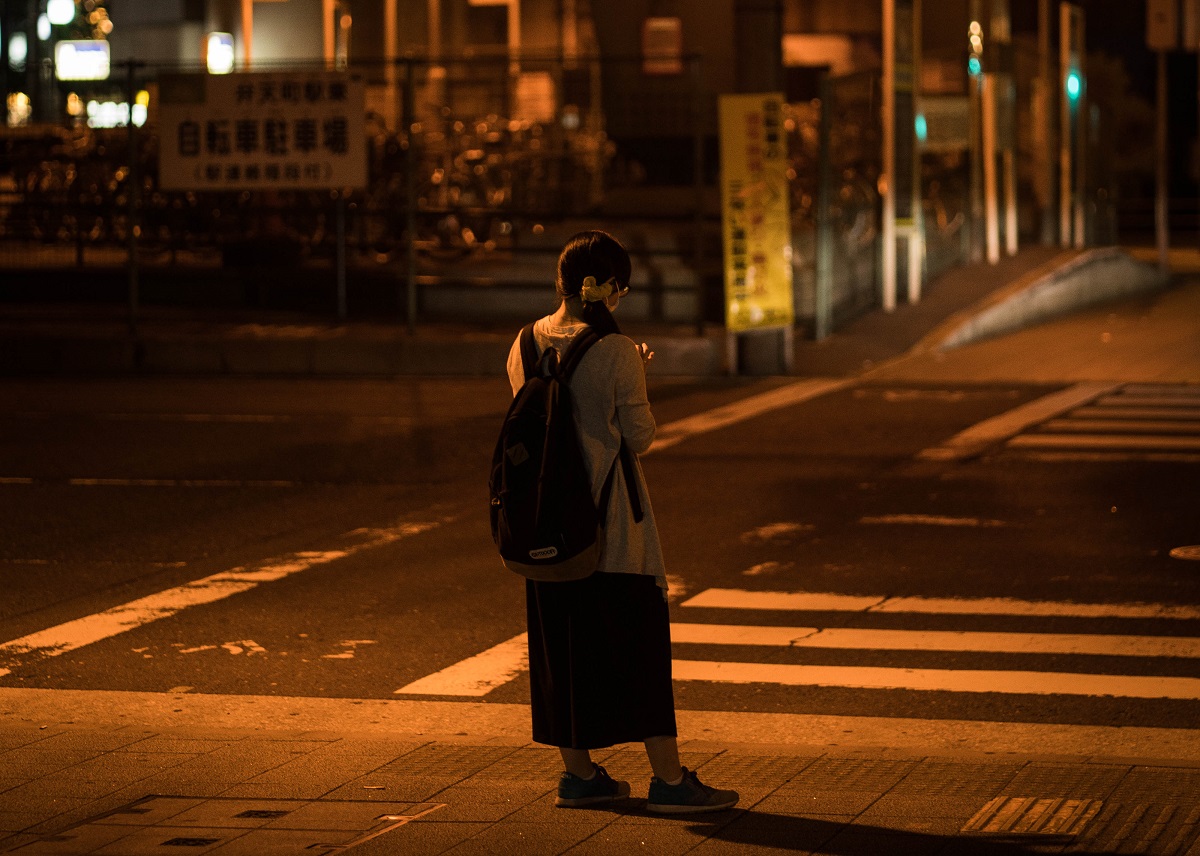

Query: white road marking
[681,588,1200,620]
[396,633,528,697]
[0,477,34,484]
[859,514,1006,527]
[740,522,815,542]
[0,522,436,678]
[917,382,1118,461]
[1008,434,1200,451]
[1097,394,1200,408]
[1009,451,1200,464]
[670,660,1200,699]
[394,608,1200,699]
[648,378,850,453]
[1041,418,1200,433]
[1118,384,1200,397]
[742,561,790,577]
[323,640,377,660]
[1072,406,1200,420]
[669,623,1200,658]
[66,478,300,488]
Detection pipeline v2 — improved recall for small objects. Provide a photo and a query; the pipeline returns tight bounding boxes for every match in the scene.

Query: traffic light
[1065,69,1082,103]
[968,20,983,76]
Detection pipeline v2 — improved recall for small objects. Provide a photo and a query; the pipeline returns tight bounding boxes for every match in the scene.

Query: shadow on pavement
[682,810,1109,855]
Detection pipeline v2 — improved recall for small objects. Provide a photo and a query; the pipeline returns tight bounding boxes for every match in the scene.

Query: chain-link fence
[3,50,1087,334]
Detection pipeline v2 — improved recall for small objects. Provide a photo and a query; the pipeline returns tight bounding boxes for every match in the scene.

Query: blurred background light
[206,32,235,74]
[47,0,77,26]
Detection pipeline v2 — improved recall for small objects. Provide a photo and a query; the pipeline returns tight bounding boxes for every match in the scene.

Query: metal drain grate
[962,796,1103,836]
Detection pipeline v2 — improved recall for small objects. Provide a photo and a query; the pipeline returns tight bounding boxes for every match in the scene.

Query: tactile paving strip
[1068,803,1200,855]
[962,796,1103,836]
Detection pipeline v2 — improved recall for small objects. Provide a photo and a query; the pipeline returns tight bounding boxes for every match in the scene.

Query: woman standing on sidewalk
[506,230,738,813]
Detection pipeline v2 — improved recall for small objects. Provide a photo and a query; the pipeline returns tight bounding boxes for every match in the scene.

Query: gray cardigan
[507,316,667,587]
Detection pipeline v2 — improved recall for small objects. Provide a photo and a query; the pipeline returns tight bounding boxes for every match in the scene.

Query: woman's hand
[637,342,654,370]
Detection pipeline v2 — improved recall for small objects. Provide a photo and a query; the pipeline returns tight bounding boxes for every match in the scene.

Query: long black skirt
[526,571,677,750]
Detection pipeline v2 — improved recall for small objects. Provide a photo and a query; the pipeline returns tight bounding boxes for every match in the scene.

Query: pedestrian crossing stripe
[670,661,1200,700]
[919,383,1200,462]
[394,588,1200,699]
[682,588,1200,620]
[668,623,1200,658]
[1008,383,1200,459]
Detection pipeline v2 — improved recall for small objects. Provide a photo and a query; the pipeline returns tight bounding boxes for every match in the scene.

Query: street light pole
[1156,49,1169,273]
[881,0,896,311]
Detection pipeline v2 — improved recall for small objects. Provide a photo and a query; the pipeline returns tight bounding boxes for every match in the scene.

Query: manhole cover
[1170,546,1200,561]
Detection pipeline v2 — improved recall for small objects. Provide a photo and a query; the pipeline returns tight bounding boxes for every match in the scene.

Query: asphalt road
[2,314,1199,736]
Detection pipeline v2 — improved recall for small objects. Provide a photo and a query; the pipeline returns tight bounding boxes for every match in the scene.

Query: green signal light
[968,56,981,75]
[1066,71,1081,100]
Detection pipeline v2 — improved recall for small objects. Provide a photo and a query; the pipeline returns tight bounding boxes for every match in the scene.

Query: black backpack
[489,323,643,582]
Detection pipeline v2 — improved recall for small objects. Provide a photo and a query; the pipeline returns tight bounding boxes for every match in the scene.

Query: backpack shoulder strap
[558,327,603,380]
[518,323,539,382]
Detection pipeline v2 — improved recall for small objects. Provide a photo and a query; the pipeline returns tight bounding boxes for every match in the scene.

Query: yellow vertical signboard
[719,93,794,333]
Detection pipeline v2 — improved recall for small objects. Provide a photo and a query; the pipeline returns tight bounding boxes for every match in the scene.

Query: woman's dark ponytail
[556,230,631,337]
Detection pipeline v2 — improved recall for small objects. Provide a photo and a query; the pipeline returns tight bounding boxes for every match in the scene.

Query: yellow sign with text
[719,93,794,332]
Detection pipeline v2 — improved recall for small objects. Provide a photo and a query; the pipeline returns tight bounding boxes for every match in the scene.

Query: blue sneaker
[555,764,631,807]
[646,766,739,814]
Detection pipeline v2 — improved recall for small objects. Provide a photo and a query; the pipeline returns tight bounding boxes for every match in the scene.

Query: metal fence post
[404,60,418,334]
[125,59,142,339]
[691,56,706,337]
[336,190,347,320]
[815,73,833,341]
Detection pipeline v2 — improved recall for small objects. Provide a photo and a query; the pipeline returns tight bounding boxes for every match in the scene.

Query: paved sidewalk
[3,689,1200,855]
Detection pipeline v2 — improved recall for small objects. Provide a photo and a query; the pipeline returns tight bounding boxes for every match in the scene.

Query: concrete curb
[6,688,1200,762]
[913,247,1170,353]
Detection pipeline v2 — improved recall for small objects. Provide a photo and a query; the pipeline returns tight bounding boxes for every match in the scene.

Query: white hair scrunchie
[579,275,614,304]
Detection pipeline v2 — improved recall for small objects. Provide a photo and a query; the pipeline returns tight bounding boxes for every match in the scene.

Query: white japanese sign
[157,71,367,191]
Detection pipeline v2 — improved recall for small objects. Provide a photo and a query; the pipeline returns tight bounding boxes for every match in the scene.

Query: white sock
[664,773,684,786]
[581,766,597,781]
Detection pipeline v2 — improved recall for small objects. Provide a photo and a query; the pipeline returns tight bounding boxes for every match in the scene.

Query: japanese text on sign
[719,93,794,333]
[157,72,366,191]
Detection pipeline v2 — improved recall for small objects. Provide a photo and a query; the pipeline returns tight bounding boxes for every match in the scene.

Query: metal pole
[1003,146,1018,255]
[404,62,418,333]
[1059,3,1071,246]
[1156,50,1169,273]
[336,191,347,320]
[240,0,253,67]
[384,0,398,129]
[815,73,833,341]
[982,73,999,264]
[692,57,706,336]
[881,0,896,311]
[1038,0,1055,244]
[907,0,923,304]
[126,61,141,339]
[1072,9,1086,249]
